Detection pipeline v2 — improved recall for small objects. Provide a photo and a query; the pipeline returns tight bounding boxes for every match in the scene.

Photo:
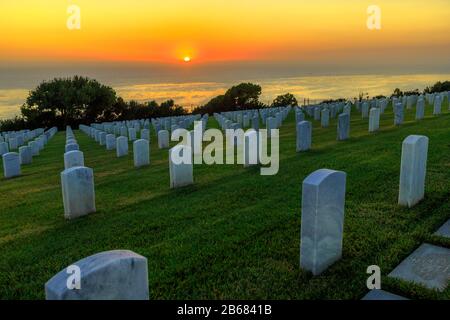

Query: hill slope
[0,103,449,299]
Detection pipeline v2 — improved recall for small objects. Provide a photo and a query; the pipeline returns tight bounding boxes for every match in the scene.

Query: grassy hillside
[0,103,449,299]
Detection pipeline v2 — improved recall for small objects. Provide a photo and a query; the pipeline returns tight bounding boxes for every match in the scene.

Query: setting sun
[183,56,191,63]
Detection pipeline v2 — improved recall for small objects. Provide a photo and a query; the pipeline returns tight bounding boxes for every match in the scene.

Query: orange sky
[0,0,449,64]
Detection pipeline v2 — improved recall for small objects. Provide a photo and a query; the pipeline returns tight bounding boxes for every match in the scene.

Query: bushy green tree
[21,76,117,128]
[16,76,187,129]
[117,99,186,120]
[424,81,450,94]
[194,83,266,114]
[271,93,298,107]
[0,116,27,131]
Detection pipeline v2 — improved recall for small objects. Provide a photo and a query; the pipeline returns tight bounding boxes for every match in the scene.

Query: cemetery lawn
[0,105,449,300]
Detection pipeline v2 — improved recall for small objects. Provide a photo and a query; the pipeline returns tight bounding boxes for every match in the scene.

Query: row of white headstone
[83,123,195,186]
[1,127,57,179]
[59,123,198,219]
[1,127,45,153]
[295,91,449,152]
[80,124,155,161]
[295,110,349,152]
[304,91,449,127]
[61,127,93,220]
[88,114,204,141]
[214,106,291,135]
[64,127,85,170]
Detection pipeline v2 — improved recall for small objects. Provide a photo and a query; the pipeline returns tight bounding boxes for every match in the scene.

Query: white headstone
[61,166,96,219]
[368,108,380,132]
[169,145,193,188]
[300,169,346,275]
[64,150,85,170]
[140,129,150,141]
[133,139,150,167]
[128,128,137,141]
[19,146,32,165]
[0,142,9,156]
[158,130,169,149]
[2,152,21,179]
[45,250,149,300]
[296,121,312,152]
[398,135,428,207]
[99,132,107,146]
[433,95,441,115]
[28,141,39,156]
[116,136,128,157]
[337,113,350,141]
[314,107,321,121]
[415,97,425,120]
[295,111,305,123]
[321,109,330,128]
[105,134,116,150]
[9,137,18,150]
[394,103,404,125]
[361,102,369,119]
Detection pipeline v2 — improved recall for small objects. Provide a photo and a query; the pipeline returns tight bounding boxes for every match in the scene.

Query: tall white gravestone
[9,137,18,150]
[106,134,116,150]
[65,143,79,153]
[128,128,137,141]
[116,136,128,157]
[300,169,346,275]
[296,121,312,152]
[2,152,21,179]
[361,102,369,119]
[368,108,380,132]
[140,129,150,141]
[415,98,425,120]
[61,166,96,219]
[433,95,441,115]
[394,103,404,126]
[244,130,259,167]
[321,109,330,128]
[169,145,193,188]
[19,146,32,165]
[28,141,39,156]
[398,135,428,207]
[64,150,85,169]
[133,139,150,167]
[337,113,350,141]
[99,132,107,146]
[158,130,169,149]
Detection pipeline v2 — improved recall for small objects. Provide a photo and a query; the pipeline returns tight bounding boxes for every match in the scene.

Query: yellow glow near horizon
[0,0,449,64]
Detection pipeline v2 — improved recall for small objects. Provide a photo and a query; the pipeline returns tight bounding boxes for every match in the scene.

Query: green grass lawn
[0,102,449,299]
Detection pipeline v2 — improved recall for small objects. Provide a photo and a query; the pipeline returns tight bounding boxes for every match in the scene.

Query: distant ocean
[1,62,449,119]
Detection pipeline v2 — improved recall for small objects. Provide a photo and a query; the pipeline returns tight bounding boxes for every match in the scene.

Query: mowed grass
[0,102,449,300]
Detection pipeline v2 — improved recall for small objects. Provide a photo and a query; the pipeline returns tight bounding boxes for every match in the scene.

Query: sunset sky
[1,0,450,118]
[1,0,449,65]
